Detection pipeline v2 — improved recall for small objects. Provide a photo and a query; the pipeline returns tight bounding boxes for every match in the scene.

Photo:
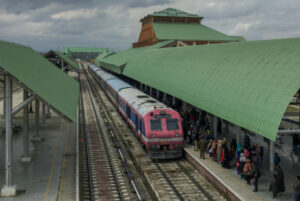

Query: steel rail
[81,64,124,201]
[84,64,144,201]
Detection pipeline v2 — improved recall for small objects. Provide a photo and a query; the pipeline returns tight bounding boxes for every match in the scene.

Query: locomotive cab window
[166,119,179,130]
[150,119,162,131]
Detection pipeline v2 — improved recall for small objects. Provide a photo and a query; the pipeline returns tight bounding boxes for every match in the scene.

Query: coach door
[135,115,139,130]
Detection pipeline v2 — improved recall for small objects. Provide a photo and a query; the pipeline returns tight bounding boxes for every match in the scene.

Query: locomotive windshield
[150,119,162,131]
[166,119,179,130]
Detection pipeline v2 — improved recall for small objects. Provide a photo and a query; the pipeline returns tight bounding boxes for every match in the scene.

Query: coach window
[150,119,162,131]
[166,119,179,130]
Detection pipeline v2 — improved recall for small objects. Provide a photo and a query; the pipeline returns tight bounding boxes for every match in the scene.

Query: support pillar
[150,87,152,96]
[213,116,217,139]
[61,60,64,71]
[20,89,32,162]
[236,126,241,145]
[42,103,46,124]
[182,102,187,112]
[163,93,167,102]
[31,99,41,142]
[172,96,176,106]
[1,76,16,196]
[269,141,275,172]
[2,75,6,119]
[46,106,51,118]
[156,90,159,100]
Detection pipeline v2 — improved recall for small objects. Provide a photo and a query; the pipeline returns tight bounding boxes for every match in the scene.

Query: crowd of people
[180,109,300,200]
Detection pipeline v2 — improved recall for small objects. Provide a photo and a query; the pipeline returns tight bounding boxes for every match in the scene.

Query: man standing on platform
[293,176,300,201]
[199,131,207,159]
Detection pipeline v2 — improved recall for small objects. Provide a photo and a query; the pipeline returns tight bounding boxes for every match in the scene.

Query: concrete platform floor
[0,88,77,201]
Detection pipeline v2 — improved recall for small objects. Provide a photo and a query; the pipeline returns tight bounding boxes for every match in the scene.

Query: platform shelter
[0,39,79,196]
[98,36,300,172]
[45,50,78,73]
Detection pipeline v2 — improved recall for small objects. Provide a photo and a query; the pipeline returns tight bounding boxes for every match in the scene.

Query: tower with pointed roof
[133,8,237,48]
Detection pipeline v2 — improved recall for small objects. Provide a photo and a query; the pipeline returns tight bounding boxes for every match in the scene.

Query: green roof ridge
[152,8,202,18]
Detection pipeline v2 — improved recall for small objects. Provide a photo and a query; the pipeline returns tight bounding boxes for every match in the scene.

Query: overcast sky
[0,0,299,52]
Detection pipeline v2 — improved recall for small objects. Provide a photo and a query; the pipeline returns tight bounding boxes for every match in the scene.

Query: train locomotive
[88,64,183,159]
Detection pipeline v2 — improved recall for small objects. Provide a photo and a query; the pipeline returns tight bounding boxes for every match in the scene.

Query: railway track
[79,64,144,201]
[83,62,227,201]
[154,160,226,201]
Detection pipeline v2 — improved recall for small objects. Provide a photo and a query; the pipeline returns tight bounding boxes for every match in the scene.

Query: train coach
[88,64,183,159]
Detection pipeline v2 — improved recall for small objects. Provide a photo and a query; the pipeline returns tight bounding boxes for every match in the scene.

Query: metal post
[35,100,39,136]
[61,60,64,70]
[2,75,6,118]
[150,87,152,96]
[172,96,176,106]
[31,99,41,142]
[42,103,46,124]
[269,141,275,172]
[47,106,50,118]
[5,76,12,186]
[236,126,241,145]
[182,102,187,112]
[156,90,159,100]
[20,89,32,162]
[213,116,217,139]
[163,93,167,102]
[1,76,16,196]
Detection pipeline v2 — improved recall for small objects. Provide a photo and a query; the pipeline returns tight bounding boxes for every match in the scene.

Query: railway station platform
[184,137,298,201]
[0,88,77,201]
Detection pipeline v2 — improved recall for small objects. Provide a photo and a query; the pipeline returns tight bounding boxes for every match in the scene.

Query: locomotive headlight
[175,133,181,137]
[151,134,156,138]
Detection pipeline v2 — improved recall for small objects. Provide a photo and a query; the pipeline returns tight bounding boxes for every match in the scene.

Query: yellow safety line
[57,123,71,201]
[44,120,64,201]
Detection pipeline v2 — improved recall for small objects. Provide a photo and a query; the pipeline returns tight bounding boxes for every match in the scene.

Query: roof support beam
[11,95,35,116]
[277,129,300,134]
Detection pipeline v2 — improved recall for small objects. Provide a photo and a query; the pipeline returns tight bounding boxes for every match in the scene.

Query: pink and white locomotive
[88,64,183,159]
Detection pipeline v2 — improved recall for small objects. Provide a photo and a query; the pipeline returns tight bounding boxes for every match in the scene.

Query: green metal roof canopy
[0,40,79,122]
[152,23,236,41]
[45,50,78,70]
[116,37,300,141]
[99,40,175,74]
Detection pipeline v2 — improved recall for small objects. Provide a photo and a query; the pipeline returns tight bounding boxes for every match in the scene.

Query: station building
[97,8,300,200]
[133,8,241,48]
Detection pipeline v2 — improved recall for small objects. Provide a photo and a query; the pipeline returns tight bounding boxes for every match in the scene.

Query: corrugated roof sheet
[99,40,174,73]
[230,36,246,42]
[53,51,78,70]
[103,37,300,141]
[95,52,111,66]
[0,40,79,122]
[45,50,78,70]
[63,47,110,54]
[153,23,236,41]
